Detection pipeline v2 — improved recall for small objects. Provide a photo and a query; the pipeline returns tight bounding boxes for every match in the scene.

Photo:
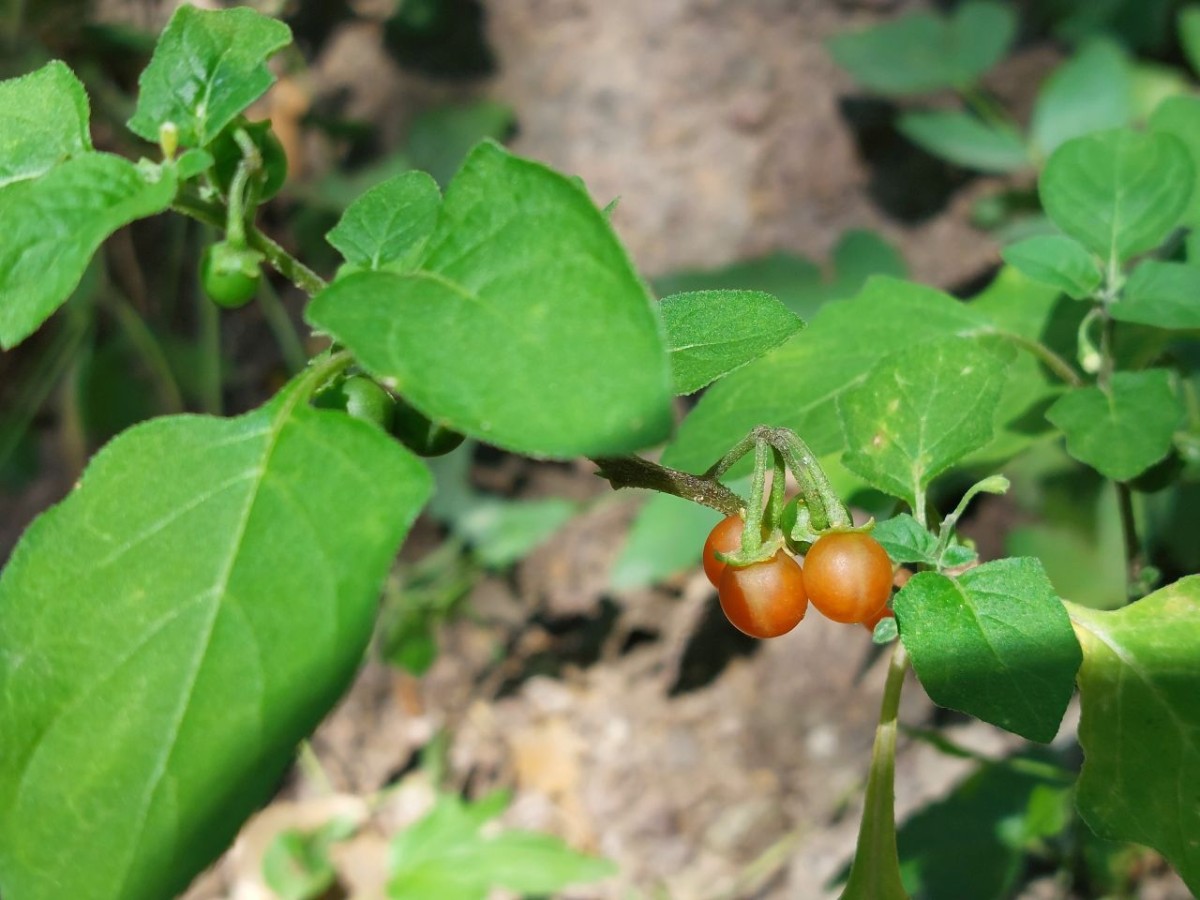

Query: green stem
[741,439,771,556]
[841,642,910,900]
[992,331,1083,388]
[102,291,185,413]
[257,277,308,374]
[766,448,787,533]
[1116,481,1143,601]
[173,190,327,296]
[0,308,91,472]
[197,265,222,415]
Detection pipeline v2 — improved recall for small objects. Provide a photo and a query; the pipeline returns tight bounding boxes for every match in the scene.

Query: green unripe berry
[200,242,262,308]
[314,375,396,431]
[391,396,464,457]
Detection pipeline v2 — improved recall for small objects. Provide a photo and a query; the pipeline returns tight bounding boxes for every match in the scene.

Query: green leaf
[1046,369,1183,481]
[894,756,1072,900]
[1069,577,1200,895]
[1179,5,1200,77]
[946,1,1018,85]
[870,514,976,569]
[1030,40,1133,159]
[455,497,577,569]
[0,153,177,349]
[895,558,1082,743]
[0,61,92,188]
[0,387,431,900]
[611,492,722,589]
[960,267,1080,466]
[406,101,515,187]
[655,232,906,322]
[327,171,441,272]
[463,831,616,894]
[263,826,342,900]
[307,141,673,459]
[898,110,1029,174]
[1000,235,1102,300]
[425,446,576,568]
[839,337,1015,510]
[387,794,613,899]
[659,289,804,394]
[127,5,292,148]
[1112,260,1200,329]
[1148,95,1200,225]
[1040,129,1193,264]
[827,1,1014,96]
[662,278,986,474]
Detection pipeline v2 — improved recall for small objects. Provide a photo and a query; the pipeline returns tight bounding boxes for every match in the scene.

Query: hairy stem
[173,190,327,296]
[591,455,745,517]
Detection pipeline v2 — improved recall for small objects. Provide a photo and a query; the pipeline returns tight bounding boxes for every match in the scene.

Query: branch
[172,189,327,297]
[591,455,745,517]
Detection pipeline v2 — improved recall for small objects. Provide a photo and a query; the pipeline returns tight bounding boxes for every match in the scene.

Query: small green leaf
[946,1,1017,85]
[0,386,432,900]
[127,5,292,148]
[1046,370,1183,481]
[839,337,1014,510]
[659,289,804,394]
[327,171,441,272]
[611,493,722,589]
[895,558,1082,743]
[406,101,516,187]
[1112,260,1200,329]
[1179,5,1200,77]
[871,514,976,568]
[898,111,1029,174]
[1000,235,1101,300]
[455,498,577,569]
[1030,40,1133,159]
[662,278,986,474]
[1069,576,1200,895]
[827,1,1014,96]
[307,141,673,459]
[0,153,177,349]
[0,61,92,188]
[263,827,341,900]
[387,794,613,900]
[1148,95,1200,225]
[1040,129,1193,264]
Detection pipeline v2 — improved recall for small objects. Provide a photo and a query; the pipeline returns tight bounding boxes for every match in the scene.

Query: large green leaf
[1069,577,1200,895]
[307,141,673,459]
[326,171,441,272]
[661,278,987,474]
[895,558,1082,743]
[0,153,177,349]
[898,111,1030,174]
[838,336,1014,510]
[1040,129,1193,265]
[1046,369,1183,481]
[0,61,92,188]
[1030,40,1133,160]
[127,5,292,148]
[0,387,431,900]
[1112,260,1200,329]
[659,289,804,394]
[827,1,1015,96]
